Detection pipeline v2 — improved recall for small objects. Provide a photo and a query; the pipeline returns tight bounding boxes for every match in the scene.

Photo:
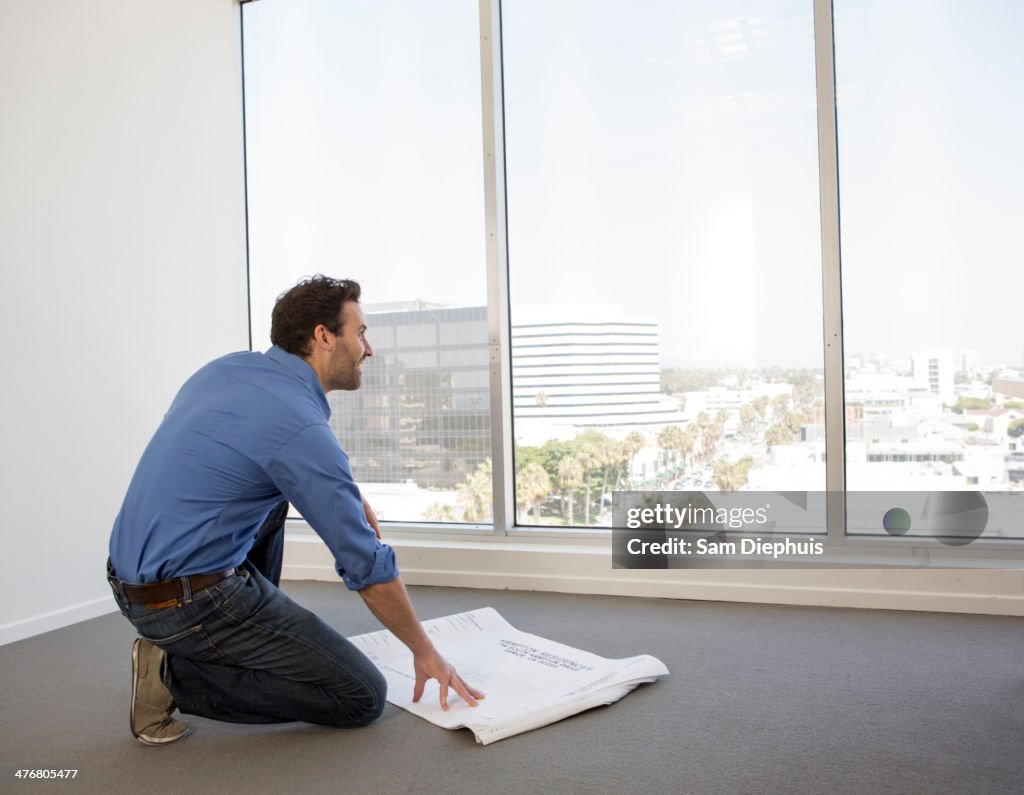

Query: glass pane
[836,0,1024,519]
[504,0,826,527]
[243,0,491,523]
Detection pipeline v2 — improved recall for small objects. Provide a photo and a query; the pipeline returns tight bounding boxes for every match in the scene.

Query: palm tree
[771,394,790,419]
[734,456,754,489]
[765,424,794,449]
[696,411,724,462]
[694,412,714,463]
[457,459,492,522]
[709,411,727,454]
[557,456,583,525]
[619,431,645,489]
[596,438,623,510]
[680,425,699,471]
[423,502,457,522]
[575,443,600,525]
[711,456,754,491]
[516,462,552,524]
[657,425,685,474]
[739,403,757,436]
[752,396,769,434]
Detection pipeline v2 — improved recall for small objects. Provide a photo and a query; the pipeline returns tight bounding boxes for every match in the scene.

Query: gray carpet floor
[2,583,1024,795]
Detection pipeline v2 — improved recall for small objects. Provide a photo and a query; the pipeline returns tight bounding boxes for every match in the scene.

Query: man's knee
[354,666,388,726]
[328,667,387,728]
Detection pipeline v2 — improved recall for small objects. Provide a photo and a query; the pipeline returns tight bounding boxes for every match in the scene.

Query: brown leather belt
[121,570,235,607]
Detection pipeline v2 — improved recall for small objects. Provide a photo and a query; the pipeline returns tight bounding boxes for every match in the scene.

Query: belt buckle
[106,560,129,602]
[109,578,127,602]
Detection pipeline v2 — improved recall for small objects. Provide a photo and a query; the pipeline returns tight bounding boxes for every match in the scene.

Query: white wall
[0,0,249,644]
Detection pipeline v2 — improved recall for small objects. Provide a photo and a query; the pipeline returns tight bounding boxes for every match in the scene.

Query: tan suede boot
[130,638,191,745]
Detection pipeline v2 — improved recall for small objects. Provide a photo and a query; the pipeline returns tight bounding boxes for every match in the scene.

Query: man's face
[326,300,372,391]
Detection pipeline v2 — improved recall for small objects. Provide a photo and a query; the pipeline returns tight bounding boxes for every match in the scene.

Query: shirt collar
[265,345,331,419]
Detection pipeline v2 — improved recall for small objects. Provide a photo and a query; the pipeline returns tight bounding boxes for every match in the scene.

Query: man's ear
[310,324,333,351]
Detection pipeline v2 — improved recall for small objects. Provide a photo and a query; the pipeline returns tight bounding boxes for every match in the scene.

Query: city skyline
[320,299,1022,526]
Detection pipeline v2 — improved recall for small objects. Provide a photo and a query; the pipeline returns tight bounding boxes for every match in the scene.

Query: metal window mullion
[813,0,846,545]
[479,0,514,535]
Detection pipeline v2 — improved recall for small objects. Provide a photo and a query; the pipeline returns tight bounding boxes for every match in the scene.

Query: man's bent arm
[357,576,485,710]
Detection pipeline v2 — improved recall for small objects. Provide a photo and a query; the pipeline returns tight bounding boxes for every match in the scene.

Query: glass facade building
[329,304,491,489]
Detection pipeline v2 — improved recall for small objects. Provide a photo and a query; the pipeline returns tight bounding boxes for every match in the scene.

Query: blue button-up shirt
[109,346,398,590]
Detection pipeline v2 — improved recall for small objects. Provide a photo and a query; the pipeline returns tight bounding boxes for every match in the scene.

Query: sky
[242,0,1023,369]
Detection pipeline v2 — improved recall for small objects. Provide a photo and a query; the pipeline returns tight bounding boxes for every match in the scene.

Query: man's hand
[357,577,486,711]
[413,647,485,711]
[361,493,381,539]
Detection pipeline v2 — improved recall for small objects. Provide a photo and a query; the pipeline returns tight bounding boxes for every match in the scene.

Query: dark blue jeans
[108,502,386,727]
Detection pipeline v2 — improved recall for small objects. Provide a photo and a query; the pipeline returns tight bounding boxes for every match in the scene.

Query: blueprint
[350,606,669,744]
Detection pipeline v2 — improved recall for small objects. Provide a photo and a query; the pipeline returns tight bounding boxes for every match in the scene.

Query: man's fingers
[415,656,486,710]
[451,675,481,707]
[438,677,450,711]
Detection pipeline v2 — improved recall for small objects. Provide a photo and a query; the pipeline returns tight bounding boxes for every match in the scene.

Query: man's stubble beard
[333,349,363,392]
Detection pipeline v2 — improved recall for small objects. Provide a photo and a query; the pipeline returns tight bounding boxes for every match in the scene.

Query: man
[107,275,483,745]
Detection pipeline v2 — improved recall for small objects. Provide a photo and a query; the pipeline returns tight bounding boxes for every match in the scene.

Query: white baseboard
[4,538,1019,648]
[0,596,118,647]
[283,535,1024,616]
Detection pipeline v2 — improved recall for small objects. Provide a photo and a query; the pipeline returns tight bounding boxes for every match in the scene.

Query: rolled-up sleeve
[265,424,399,590]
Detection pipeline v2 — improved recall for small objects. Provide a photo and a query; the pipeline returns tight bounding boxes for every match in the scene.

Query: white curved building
[512,305,685,431]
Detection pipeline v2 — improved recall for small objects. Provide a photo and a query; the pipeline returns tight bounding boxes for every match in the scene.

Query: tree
[621,431,646,488]
[575,443,600,525]
[516,462,552,523]
[596,438,622,507]
[1009,418,1024,438]
[951,397,994,414]
[765,423,794,449]
[713,410,728,445]
[660,368,726,395]
[783,409,811,437]
[739,403,757,435]
[423,502,457,522]
[657,425,685,470]
[697,412,724,461]
[752,396,769,427]
[657,424,702,477]
[793,381,818,408]
[680,425,699,470]
[557,456,584,525]
[771,394,791,418]
[711,456,754,491]
[457,459,492,522]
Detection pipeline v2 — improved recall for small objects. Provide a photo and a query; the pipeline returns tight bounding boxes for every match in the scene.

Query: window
[503,0,825,527]
[242,0,1024,557]
[243,0,491,523]
[836,0,1024,513]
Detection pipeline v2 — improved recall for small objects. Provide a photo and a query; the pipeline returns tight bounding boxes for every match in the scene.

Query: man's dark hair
[271,275,362,357]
